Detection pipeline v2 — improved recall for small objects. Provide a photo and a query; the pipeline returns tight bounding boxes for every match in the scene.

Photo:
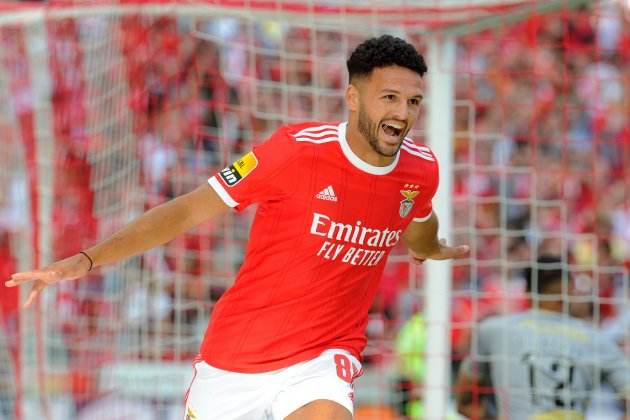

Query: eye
[409,98,421,106]
[383,94,396,101]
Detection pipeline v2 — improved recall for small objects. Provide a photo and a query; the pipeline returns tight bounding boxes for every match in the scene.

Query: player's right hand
[4,253,93,308]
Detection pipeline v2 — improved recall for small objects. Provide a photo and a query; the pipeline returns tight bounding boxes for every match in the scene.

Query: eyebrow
[380,89,424,100]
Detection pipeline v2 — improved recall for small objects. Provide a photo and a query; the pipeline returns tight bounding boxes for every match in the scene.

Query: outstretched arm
[402,212,468,263]
[5,183,230,307]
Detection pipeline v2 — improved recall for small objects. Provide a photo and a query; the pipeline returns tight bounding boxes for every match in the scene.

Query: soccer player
[6,35,468,420]
[455,256,630,420]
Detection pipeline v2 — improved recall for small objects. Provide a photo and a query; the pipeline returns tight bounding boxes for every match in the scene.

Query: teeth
[383,122,404,129]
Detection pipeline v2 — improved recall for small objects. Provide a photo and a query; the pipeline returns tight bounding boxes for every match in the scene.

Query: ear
[345,84,359,112]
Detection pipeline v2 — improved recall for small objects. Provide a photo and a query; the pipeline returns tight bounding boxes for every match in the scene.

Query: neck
[345,119,396,167]
[533,300,564,313]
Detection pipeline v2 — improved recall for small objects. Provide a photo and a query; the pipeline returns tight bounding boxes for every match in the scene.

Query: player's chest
[290,157,425,228]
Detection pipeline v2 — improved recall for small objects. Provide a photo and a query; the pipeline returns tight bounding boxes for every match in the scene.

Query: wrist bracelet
[80,251,94,272]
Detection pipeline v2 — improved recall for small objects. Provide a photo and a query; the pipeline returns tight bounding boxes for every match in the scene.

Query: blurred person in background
[455,255,629,420]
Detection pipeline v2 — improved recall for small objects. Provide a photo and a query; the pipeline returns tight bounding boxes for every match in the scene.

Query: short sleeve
[411,151,439,223]
[208,126,298,211]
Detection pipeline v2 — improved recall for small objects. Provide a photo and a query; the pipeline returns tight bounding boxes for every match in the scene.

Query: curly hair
[347,35,427,82]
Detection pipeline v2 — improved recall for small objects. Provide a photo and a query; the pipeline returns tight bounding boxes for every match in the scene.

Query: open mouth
[381,122,403,139]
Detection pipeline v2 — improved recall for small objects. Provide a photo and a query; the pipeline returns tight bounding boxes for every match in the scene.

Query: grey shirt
[460,309,630,420]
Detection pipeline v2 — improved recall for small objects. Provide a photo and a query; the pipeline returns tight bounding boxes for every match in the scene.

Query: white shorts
[184,349,363,420]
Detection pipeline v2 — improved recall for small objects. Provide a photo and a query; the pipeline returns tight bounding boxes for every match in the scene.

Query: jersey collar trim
[338,122,400,175]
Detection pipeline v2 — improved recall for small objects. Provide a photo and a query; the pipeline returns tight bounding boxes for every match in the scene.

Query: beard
[357,104,404,158]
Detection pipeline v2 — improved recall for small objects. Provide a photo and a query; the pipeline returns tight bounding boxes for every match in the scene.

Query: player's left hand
[409,239,469,264]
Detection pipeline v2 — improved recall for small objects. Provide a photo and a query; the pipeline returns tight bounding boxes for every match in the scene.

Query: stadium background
[0,0,628,419]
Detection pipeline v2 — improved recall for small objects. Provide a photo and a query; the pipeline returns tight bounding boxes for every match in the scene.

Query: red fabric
[200,122,439,372]
[0,235,18,323]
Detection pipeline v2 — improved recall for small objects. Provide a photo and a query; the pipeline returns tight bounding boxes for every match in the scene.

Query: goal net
[0,1,628,419]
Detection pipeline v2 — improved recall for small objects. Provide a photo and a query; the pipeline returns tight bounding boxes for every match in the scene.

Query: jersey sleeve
[412,149,439,223]
[208,126,298,211]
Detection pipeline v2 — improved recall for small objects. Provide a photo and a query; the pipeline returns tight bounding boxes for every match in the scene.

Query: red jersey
[202,122,439,372]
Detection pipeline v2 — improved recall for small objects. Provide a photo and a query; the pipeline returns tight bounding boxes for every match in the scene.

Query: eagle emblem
[399,189,419,217]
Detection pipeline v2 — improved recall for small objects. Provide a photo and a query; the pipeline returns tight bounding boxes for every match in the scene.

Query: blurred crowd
[0,1,628,419]
[448,0,630,364]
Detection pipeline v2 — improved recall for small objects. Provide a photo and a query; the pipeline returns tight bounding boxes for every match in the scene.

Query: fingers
[410,255,426,265]
[408,249,426,265]
[423,244,470,261]
[5,272,53,309]
[5,270,52,287]
[437,244,469,260]
[450,244,470,258]
[24,282,45,308]
[437,239,469,259]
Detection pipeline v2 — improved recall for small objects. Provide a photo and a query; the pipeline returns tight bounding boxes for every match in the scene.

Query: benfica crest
[399,189,419,217]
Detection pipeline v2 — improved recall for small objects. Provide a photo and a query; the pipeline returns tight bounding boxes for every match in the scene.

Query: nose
[391,101,408,120]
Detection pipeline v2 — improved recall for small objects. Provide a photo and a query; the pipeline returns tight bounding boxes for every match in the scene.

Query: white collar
[337,122,400,175]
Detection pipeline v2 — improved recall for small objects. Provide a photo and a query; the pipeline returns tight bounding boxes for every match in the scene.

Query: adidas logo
[315,185,338,202]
